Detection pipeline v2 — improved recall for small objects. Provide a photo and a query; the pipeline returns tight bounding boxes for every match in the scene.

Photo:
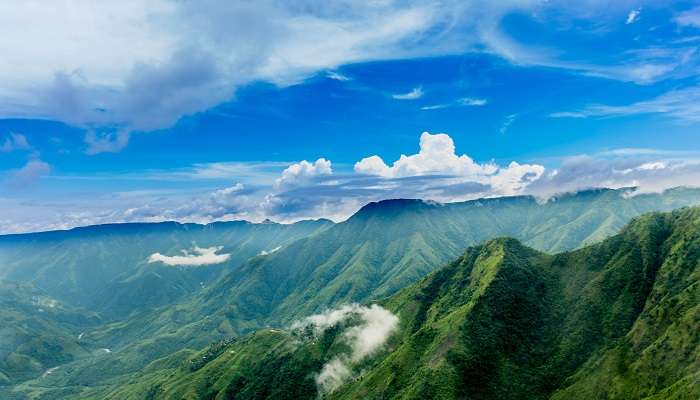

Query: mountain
[0,219,333,319]
[128,187,700,335]
[3,187,700,398]
[0,281,99,387]
[0,219,332,388]
[100,204,700,399]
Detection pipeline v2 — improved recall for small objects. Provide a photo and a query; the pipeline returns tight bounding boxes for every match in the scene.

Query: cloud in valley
[291,304,399,394]
[147,245,231,266]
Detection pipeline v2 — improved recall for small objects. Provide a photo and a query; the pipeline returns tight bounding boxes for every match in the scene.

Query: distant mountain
[3,187,700,398]
[0,281,99,386]
[101,204,700,399]
[0,219,334,319]
[149,187,700,333]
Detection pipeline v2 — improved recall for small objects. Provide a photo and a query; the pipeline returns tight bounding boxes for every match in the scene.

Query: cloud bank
[147,245,231,266]
[3,130,700,234]
[291,304,399,394]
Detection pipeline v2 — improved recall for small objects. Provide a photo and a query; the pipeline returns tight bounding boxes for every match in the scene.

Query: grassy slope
[99,205,700,400]
[102,188,698,343]
[0,282,100,386]
[0,219,333,319]
[5,188,700,398]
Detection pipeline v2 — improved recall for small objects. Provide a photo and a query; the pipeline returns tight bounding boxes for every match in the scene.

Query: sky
[1,0,700,233]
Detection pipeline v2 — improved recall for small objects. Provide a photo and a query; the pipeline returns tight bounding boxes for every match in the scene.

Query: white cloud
[210,183,245,201]
[315,358,352,394]
[0,133,31,152]
[552,86,700,122]
[291,304,399,395]
[0,1,449,151]
[420,103,450,110]
[84,130,130,154]
[354,132,544,195]
[259,246,281,256]
[528,156,700,197]
[392,87,424,100]
[458,97,487,106]
[3,132,700,234]
[147,245,231,266]
[626,8,641,24]
[0,0,694,154]
[5,159,51,187]
[675,7,700,28]
[327,71,350,81]
[275,158,332,189]
[548,111,586,118]
[421,97,487,110]
[500,113,518,134]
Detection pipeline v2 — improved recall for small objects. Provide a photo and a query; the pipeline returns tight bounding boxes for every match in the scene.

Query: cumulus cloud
[3,131,700,234]
[275,158,332,189]
[291,304,399,394]
[354,132,544,195]
[392,87,423,100]
[147,245,231,266]
[209,183,245,202]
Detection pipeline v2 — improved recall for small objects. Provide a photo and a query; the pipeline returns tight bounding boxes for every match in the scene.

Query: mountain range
[103,204,700,399]
[1,187,700,398]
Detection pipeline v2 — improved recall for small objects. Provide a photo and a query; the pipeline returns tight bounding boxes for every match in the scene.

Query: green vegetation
[2,187,700,398]
[64,203,700,399]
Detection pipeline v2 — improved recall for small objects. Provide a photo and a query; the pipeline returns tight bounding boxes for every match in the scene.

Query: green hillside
[107,187,700,342]
[3,188,700,398]
[0,281,99,386]
[95,204,700,400]
[0,219,333,319]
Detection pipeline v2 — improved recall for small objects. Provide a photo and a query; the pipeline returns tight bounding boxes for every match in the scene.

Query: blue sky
[1,0,700,233]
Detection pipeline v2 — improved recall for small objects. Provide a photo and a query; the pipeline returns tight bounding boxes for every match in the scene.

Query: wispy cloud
[1,1,698,155]
[675,6,700,28]
[421,97,487,110]
[500,113,518,134]
[550,86,700,122]
[626,8,641,24]
[0,133,31,152]
[392,87,423,100]
[420,103,449,110]
[326,71,350,81]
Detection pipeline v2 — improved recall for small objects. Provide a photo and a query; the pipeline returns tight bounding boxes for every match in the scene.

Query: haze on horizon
[1,0,700,234]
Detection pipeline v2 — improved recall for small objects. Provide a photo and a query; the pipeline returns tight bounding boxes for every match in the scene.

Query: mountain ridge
[95,205,700,399]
